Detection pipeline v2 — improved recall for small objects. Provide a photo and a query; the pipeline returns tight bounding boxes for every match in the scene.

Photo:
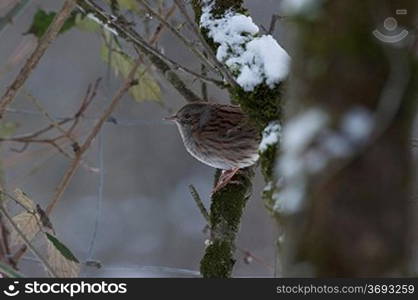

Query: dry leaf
[9,212,40,248]
[14,188,35,211]
[8,189,40,248]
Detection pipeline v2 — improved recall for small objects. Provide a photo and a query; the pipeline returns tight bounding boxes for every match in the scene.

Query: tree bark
[192,0,285,277]
[280,0,418,276]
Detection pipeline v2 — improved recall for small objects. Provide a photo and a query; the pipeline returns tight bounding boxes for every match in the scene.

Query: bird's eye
[184,113,191,120]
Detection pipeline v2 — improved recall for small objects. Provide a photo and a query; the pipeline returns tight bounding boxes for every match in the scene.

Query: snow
[274,108,329,214]
[236,65,263,91]
[236,36,290,90]
[273,106,375,215]
[321,133,351,157]
[341,107,374,143]
[263,181,273,192]
[103,24,118,36]
[304,150,327,173]
[282,108,328,154]
[279,108,329,176]
[86,13,118,36]
[204,239,213,246]
[87,13,102,24]
[259,121,282,152]
[200,0,290,91]
[273,182,305,214]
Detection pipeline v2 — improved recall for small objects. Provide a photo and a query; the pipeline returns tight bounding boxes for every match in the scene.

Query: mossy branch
[200,168,253,278]
[191,0,285,277]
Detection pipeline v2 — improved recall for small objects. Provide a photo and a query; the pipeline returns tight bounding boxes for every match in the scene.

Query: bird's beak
[163,114,177,121]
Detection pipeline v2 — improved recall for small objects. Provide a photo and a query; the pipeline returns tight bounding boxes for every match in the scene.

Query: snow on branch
[259,121,282,153]
[200,0,290,91]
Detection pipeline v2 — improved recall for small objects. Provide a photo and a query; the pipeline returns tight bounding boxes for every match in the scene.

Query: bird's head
[164,103,211,129]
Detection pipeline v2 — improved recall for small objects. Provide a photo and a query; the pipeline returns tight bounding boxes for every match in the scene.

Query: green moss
[260,144,277,180]
[262,182,275,214]
[210,170,252,233]
[231,83,284,130]
[200,239,235,278]
[232,82,284,208]
[192,0,247,20]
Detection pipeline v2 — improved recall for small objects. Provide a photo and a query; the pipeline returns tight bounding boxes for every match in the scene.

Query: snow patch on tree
[200,0,290,91]
[259,121,282,152]
[341,107,374,143]
[274,108,328,214]
[274,106,374,215]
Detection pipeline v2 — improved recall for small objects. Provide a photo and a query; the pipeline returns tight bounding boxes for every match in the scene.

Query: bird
[165,102,261,192]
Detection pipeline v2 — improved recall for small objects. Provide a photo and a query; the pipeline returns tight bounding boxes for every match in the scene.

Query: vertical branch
[200,168,254,277]
[190,0,286,277]
[279,1,418,276]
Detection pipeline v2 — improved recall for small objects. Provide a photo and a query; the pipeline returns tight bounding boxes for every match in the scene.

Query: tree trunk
[279,0,418,276]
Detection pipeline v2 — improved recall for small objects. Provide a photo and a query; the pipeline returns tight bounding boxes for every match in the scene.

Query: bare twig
[77,0,202,102]
[189,184,210,223]
[147,2,177,45]
[201,59,208,101]
[0,80,100,170]
[267,14,285,34]
[46,59,140,215]
[107,3,224,87]
[174,0,239,89]
[0,119,71,143]
[0,0,77,118]
[137,0,218,74]
[9,70,123,267]
[24,91,79,145]
[0,215,16,269]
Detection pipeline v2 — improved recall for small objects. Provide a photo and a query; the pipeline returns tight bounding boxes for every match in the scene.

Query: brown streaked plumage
[165,102,261,171]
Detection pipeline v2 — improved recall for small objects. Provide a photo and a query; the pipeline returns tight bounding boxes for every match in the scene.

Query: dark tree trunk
[281,0,418,276]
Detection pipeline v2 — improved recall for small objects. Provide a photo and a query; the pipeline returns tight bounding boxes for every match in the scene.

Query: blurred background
[0,0,288,277]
